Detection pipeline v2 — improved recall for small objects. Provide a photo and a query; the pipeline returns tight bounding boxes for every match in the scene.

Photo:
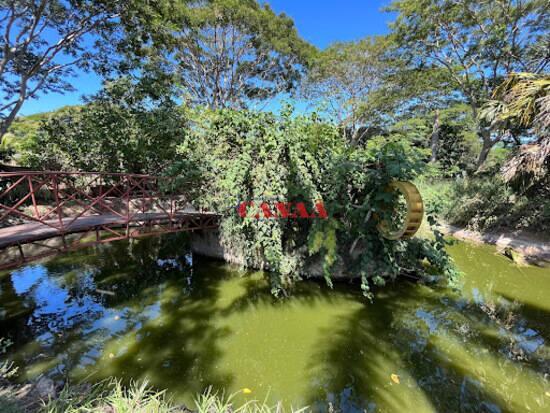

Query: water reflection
[0,234,549,412]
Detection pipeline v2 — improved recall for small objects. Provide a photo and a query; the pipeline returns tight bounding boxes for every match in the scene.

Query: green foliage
[1,107,76,164]
[423,175,550,235]
[435,124,476,176]
[445,177,514,231]
[389,103,479,176]
[149,0,316,109]
[43,379,180,412]
[20,78,185,174]
[174,107,457,296]
[387,0,550,169]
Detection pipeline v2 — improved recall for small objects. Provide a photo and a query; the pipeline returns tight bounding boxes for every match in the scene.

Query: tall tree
[0,0,129,144]
[387,0,550,170]
[163,0,315,109]
[303,36,390,145]
[373,64,462,160]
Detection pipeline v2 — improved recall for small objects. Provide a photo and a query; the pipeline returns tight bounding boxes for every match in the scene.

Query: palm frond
[489,73,550,187]
[489,72,550,131]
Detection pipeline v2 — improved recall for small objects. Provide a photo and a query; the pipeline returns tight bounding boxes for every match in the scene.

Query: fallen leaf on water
[242,388,252,394]
[114,315,120,321]
[390,374,400,384]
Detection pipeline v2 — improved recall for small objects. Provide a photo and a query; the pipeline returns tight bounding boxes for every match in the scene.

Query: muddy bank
[439,223,550,265]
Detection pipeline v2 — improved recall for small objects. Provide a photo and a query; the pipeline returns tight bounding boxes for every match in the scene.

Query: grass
[44,379,177,413]
[194,387,309,413]
[1,378,311,413]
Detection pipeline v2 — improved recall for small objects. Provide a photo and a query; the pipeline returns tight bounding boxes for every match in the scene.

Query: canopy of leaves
[387,0,549,102]
[387,0,550,168]
[144,0,316,109]
[303,36,392,144]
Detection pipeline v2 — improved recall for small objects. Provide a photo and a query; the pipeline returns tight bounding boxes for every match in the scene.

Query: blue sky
[19,0,395,116]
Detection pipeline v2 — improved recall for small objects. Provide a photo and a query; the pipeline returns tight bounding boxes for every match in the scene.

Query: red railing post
[99,175,103,213]
[52,174,64,231]
[27,175,40,219]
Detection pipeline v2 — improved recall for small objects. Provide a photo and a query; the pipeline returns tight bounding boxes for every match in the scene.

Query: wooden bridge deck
[0,212,219,249]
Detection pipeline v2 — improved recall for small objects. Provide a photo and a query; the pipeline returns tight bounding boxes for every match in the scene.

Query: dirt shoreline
[439,223,550,265]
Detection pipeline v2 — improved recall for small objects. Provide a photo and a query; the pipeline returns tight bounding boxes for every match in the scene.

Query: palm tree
[482,73,550,188]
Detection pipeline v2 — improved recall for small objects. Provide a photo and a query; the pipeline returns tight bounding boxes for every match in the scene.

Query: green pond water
[1,234,550,412]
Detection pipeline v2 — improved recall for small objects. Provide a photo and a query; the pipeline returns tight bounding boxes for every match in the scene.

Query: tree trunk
[475,130,494,172]
[429,110,440,162]
[0,120,11,146]
[0,96,26,145]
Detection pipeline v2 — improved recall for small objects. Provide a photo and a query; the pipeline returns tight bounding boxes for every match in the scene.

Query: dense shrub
[19,79,185,174]
[444,177,514,230]
[174,107,457,297]
[422,176,550,234]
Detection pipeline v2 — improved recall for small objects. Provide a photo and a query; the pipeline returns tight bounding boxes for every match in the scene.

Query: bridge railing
[0,171,194,232]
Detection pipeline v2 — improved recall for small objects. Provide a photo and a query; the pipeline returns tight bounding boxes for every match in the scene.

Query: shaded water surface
[1,234,549,412]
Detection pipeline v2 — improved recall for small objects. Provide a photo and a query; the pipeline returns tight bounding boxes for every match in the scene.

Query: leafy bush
[174,107,457,297]
[15,96,458,296]
[444,177,513,230]
[20,79,185,174]
[423,176,550,234]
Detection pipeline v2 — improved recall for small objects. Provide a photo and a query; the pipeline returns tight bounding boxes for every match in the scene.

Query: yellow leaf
[242,388,252,394]
[109,353,115,359]
[545,391,550,397]
[390,374,400,384]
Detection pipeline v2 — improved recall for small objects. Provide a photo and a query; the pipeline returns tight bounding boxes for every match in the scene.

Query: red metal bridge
[0,171,220,270]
